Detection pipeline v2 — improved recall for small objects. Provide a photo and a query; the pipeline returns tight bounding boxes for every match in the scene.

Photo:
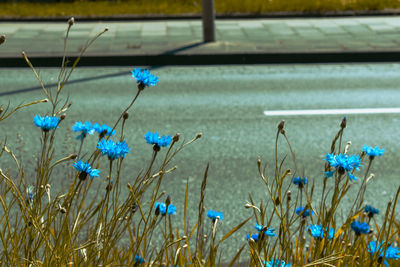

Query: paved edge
[2,10,400,22]
[1,51,400,67]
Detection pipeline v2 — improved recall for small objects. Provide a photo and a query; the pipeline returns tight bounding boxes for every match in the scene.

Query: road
[1,64,400,257]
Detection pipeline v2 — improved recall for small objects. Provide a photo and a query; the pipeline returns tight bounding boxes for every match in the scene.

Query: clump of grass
[1,18,400,266]
[1,0,400,18]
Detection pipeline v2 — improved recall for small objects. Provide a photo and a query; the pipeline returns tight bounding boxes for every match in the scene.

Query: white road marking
[263,108,400,116]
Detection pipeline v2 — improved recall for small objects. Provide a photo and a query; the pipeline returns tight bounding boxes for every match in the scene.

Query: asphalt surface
[3,17,400,65]
[1,64,400,259]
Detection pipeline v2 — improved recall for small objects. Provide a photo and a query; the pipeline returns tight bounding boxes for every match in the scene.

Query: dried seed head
[344,141,352,154]
[244,203,252,209]
[0,106,3,114]
[60,113,66,120]
[366,173,375,184]
[196,132,203,139]
[68,17,75,26]
[123,111,129,120]
[173,133,180,142]
[69,154,78,160]
[0,35,5,45]
[248,237,256,245]
[60,207,67,214]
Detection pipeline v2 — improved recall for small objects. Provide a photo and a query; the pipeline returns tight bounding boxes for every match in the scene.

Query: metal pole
[202,0,215,42]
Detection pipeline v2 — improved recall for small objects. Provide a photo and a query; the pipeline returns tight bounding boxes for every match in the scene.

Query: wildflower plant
[247,117,400,266]
[0,18,251,267]
[1,17,400,267]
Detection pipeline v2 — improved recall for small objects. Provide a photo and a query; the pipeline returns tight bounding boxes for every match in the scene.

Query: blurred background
[1,0,400,18]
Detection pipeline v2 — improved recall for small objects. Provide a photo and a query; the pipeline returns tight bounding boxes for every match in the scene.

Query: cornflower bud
[278,120,285,133]
[341,116,347,129]
[165,195,171,206]
[0,35,5,45]
[287,190,292,202]
[68,17,74,26]
[123,111,129,120]
[275,196,280,206]
[69,154,78,160]
[196,133,202,139]
[131,203,138,213]
[155,205,160,216]
[60,113,66,120]
[60,207,67,214]
[173,133,180,142]
[106,182,112,191]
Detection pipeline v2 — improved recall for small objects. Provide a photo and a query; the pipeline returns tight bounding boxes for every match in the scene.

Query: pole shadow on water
[0,41,205,97]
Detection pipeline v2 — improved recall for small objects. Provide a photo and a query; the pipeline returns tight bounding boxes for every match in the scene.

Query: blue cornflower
[33,115,59,131]
[362,145,385,158]
[246,233,260,242]
[308,224,335,240]
[324,171,335,178]
[254,225,277,237]
[134,255,144,264]
[325,153,362,181]
[351,221,370,235]
[131,68,158,88]
[292,177,307,188]
[154,202,176,215]
[73,160,100,180]
[93,123,115,137]
[97,139,130,160]
[296,207,313,218]
[264,259,292,267]
[369,241,400,267]
[145,132,172,150]
[365,205,379,218]
[207,210,223,221]
[72,121,95,140]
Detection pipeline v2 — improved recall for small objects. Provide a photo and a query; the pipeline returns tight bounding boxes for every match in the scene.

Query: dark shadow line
[0,71,128,97]
[0,41,204,97]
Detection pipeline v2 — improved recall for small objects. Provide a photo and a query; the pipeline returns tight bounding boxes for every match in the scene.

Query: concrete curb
[1,10,400,22]
[2,51,400,67]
